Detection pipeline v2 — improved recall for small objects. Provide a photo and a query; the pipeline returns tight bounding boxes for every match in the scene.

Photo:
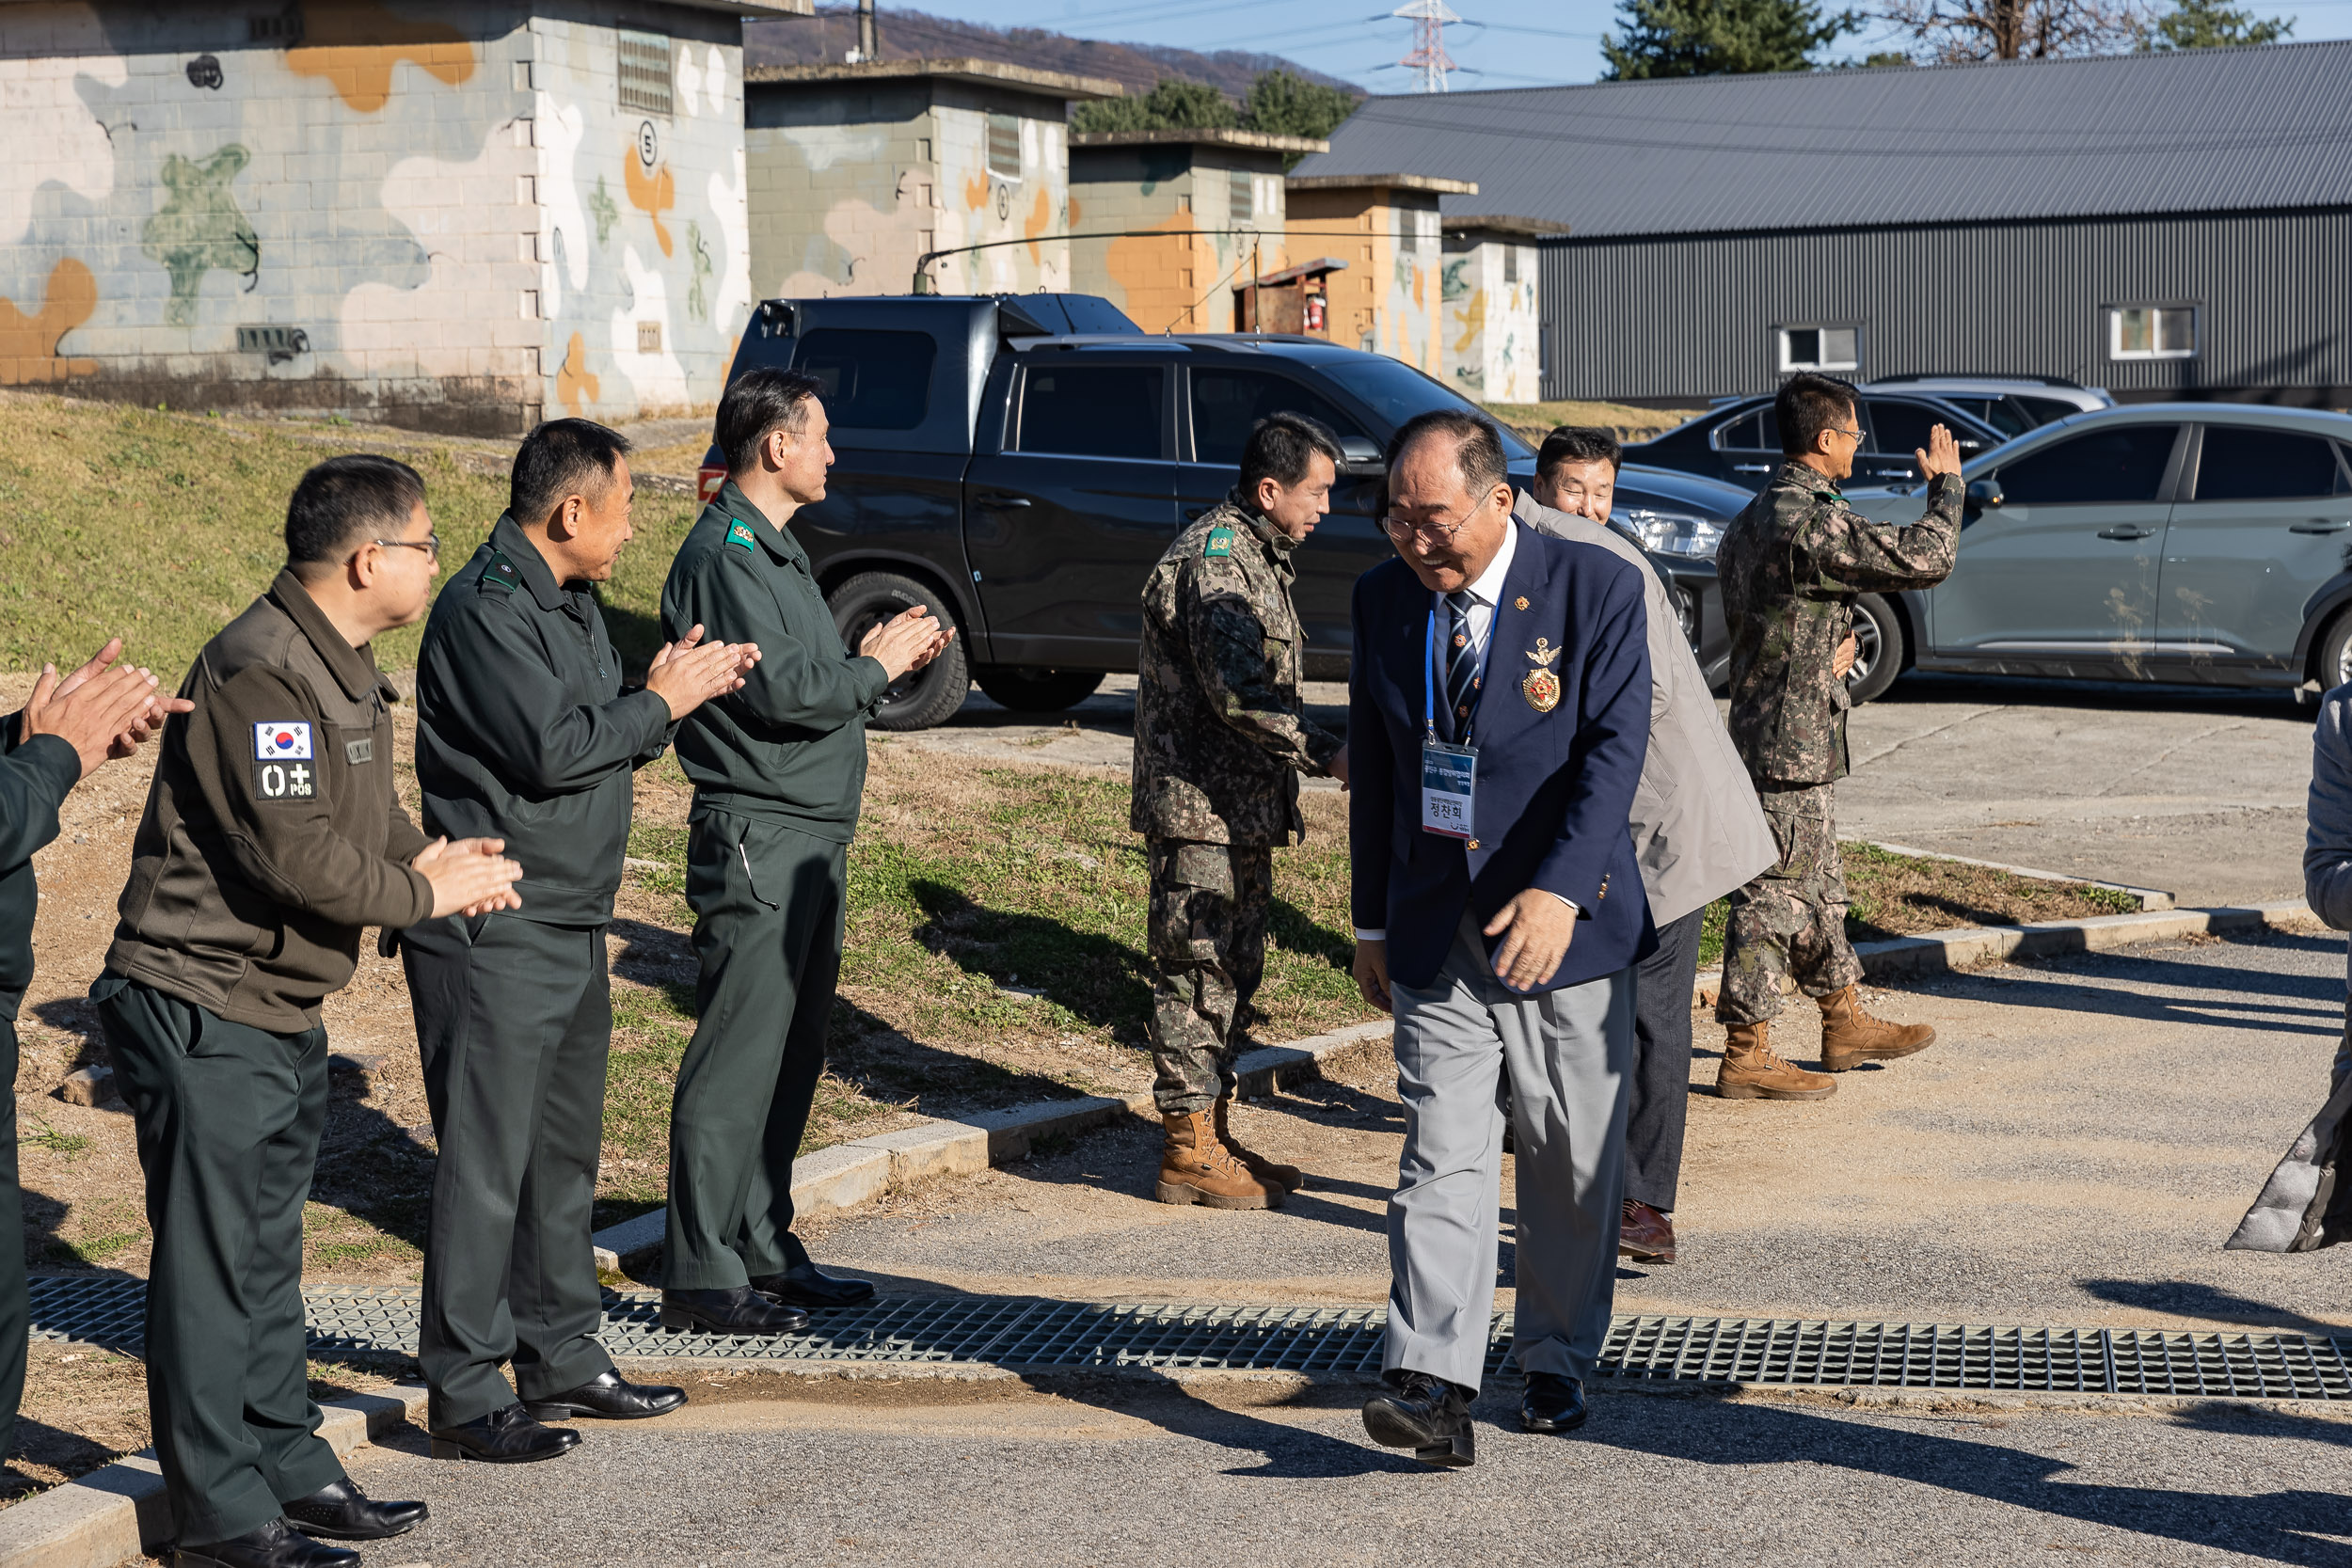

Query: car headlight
[1621,508,1724,559]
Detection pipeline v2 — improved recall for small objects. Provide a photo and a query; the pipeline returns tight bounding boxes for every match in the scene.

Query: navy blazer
[1348,521,1658,994]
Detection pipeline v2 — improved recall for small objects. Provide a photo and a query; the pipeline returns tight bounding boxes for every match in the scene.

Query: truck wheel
[1844,594,1905,705]
[2316,606,2352,694]
[828,571,971,733]
[973,666,1105,713]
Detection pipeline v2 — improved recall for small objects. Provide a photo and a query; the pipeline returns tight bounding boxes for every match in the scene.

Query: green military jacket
[1132,492,1343,847]
[413,513,675,927]
[1718,462,1964,786]
[109,570,434,1032]
[0,714,79,1016]
[660,481,888,841]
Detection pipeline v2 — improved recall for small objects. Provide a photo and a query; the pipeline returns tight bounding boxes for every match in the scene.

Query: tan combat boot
[1817,985,1937,1071]
[1715,1021,1837,1101]
[1156,1111,1282,1209]
[1214,1096,1304,1193]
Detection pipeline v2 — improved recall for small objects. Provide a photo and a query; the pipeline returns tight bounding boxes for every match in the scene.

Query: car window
[792,329,935,431]
[2015,396,2084,428]
[1947,396,2036,439]
[1189,369,1366,468]
[1995,425,2178,506]
[1863,399,1952,456]
[1314,357,1536,459]
[1016,365,1166,460]
[2194,426,2348,501]
[1714,407,1778,451]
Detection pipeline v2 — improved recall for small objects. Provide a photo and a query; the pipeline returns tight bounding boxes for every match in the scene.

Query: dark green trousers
[0,1011,24,1465]
[92,975,344,1546]
[664,811,846,1291]
[401,913,613,1431]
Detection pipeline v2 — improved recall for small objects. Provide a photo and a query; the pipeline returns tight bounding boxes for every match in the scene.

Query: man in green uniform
[0,642,183,1466]
[1713,373,1964,1101]
[404,420,761,1463]
[1133,412,1349,1208]
[658,369,949,1334]
[96,456,524,1568]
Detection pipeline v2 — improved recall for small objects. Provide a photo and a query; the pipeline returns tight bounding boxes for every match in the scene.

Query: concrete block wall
[1286,186,1443,375]
[0,0,745,434]
[1442,236,1539,403]
[1072,143,1289,334]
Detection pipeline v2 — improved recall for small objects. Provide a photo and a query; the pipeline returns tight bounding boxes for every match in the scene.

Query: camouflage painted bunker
[1,0,798,434]
[1282,171,1473,382]
[1065,127,1324,336]
[743,56,1120,303]
[1438,215,1565,404]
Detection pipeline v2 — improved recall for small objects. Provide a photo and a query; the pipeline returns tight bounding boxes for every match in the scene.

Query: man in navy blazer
[1349,410,1654,1466]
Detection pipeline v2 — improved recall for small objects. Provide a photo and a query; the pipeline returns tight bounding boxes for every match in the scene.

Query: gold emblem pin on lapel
[1513,595,1529,610]
[1522,637,1562,713]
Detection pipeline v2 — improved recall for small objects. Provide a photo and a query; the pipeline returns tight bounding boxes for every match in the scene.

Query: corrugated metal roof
[1290,40,2352,239]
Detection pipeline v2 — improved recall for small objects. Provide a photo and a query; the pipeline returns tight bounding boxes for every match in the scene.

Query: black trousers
[0,1012,24,1465]
[1625,909,1705,1213]
[402,913,614,1431]
[94,976,345,1546]
[663,812,846,1291]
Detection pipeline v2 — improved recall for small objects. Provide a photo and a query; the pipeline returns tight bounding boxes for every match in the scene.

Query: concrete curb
[0,1386,427,1568]
[590,1021,1395,1271]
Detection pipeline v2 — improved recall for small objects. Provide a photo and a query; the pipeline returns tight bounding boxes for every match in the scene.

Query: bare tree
[1877,0,2152,59]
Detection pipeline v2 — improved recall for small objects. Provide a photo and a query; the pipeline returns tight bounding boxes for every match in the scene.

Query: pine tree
[2142,0,2293,48]
[1071,77,1237,135]
[1601,0,1863,77]
[1242,71,1359,143]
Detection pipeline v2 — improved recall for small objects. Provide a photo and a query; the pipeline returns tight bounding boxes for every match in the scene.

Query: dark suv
[699,293,1743,727]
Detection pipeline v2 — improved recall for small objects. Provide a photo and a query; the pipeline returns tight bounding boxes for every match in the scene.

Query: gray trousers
[1384,911,1634,1393]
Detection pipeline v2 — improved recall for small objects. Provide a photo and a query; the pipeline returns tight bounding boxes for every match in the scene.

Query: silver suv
[1861,376,2113,441]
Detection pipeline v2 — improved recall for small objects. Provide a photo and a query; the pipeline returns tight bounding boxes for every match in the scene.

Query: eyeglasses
[371,534,441,561]
[1827,426,1863,443]
[1381,506,1477,547]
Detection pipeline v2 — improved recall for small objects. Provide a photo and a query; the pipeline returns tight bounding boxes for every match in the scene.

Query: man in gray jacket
[1521,427,1777,1263]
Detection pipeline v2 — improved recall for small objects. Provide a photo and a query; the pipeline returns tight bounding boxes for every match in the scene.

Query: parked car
[1836,404,2352,700]
[1627,389,2006,491]
[1861,375,2114,440]
[695,293,1746,728]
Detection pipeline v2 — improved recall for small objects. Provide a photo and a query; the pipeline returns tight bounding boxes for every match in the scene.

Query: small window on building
[987,113,1022,181]
[1780,325,1857,372]
[1229,173,1253,228]
[1502,246,1519,285]
[2110,305,2195,360]
[617,30,673,117]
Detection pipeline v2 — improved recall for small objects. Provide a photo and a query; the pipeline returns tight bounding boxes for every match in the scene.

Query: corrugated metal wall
[1538,208,2352,404]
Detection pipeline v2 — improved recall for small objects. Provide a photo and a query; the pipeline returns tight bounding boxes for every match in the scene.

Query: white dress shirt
[1356,522,1571,944]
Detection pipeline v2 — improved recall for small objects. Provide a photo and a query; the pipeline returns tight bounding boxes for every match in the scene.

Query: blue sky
[904,0,2336,92]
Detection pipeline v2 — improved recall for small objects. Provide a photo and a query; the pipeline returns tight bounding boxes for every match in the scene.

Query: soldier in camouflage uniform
[1133,413,1349,1208]
[1713,374,1966,1100]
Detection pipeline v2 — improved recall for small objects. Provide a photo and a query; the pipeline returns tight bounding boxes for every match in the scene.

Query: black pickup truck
[696,293,1745,729]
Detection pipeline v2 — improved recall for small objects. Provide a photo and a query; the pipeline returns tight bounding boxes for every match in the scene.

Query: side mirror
[1339,436,1383,468]
[1966,477,2004,508]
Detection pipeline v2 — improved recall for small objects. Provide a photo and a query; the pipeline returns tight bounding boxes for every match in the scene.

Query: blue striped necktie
[1443,590,1479,743]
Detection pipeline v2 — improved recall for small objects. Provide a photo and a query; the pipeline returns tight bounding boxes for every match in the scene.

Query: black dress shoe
[523,1369,688,1420]
[429,1401,582,1464]
[1520,1370,1589,1434]
[661,1285,810,1336]
[282,1475,428,1540]
[750,1262,877,1310]
[1360,1370,1476,1468]
[174,1517,359,1568]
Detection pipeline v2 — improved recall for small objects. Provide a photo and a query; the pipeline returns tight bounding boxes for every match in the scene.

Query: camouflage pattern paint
[1441,234,1540,403]
[0,1,752,434]
[1284,183,1445,375]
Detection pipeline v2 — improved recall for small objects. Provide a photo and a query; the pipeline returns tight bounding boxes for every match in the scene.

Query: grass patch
[1696,844,2144,966]
[0,392,700,677]
[21,1119,91,1160]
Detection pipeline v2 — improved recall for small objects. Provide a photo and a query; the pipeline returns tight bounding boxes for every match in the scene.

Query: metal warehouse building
[1289,41,2352,408]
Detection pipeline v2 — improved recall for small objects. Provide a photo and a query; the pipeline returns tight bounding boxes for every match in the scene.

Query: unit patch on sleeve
[726,520,758,552]
[481,550,519,592]
[1202,527,1235,559]
[252,721,317,801]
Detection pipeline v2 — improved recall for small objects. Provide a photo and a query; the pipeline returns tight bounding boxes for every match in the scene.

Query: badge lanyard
[1421,600,1487,841]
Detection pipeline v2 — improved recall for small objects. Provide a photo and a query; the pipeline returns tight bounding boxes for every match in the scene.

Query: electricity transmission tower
[1392,0,1461,93]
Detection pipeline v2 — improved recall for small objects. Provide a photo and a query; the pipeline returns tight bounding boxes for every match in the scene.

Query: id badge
[1421,741,1476,840]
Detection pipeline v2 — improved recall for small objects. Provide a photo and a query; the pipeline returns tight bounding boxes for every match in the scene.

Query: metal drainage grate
[28,1278,2352,1399]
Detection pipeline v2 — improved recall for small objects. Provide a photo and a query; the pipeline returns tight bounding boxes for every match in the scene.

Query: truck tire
[973,666,1105,713]
[828,570,970,733]
[1844,593,1905,705]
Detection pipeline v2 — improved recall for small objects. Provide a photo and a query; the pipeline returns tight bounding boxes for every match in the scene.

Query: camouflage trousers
[1715,783,1864,1026]
[1145,839,1273,1117]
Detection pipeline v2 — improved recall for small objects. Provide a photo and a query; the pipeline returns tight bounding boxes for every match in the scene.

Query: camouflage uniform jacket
[1720,462,1964,786]
[1132,493,1344,847]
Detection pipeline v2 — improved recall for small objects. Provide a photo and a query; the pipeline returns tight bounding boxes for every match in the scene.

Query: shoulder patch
[253,721,312,761]
[480,550,519,593]
[1202,527,1236,560]
[726,519,758,552]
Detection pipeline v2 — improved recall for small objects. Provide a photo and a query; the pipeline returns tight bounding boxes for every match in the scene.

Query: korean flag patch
[252,721,316,802]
